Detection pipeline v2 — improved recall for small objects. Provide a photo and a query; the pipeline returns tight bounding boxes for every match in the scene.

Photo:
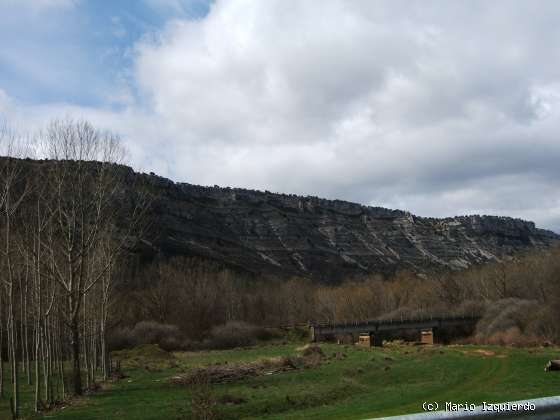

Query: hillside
[4,158,557,281]
[134,169,559,281]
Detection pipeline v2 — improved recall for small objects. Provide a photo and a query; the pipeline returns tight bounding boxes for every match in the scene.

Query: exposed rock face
[7,157,555,281]
[139,171,559,281]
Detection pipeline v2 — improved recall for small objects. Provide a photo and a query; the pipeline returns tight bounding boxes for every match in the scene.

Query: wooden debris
[171,347,329,386]
[171,356,302,385]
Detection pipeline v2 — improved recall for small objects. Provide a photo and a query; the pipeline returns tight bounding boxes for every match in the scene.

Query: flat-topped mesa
[138,171,559,281]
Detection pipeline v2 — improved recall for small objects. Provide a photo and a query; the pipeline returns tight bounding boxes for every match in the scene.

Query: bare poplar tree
[0,122,29,418]
[37,119,147,395]
[0,119,148,416]
[37,120,117,395]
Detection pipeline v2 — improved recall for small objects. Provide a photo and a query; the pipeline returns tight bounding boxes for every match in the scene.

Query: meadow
[2,340,560,419]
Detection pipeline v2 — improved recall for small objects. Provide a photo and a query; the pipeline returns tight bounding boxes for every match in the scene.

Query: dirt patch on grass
[463,349,506,357]
[473,349,496,356]
[171,347,326,385]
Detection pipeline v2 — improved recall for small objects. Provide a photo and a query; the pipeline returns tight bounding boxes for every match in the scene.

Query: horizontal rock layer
[137,171,559,281]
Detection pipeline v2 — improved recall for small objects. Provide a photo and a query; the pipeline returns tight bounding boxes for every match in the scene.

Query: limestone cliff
[136,171,559,281]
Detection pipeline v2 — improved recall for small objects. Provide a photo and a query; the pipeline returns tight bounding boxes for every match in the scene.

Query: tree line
[0,120,148,418]
[112,245,560,349]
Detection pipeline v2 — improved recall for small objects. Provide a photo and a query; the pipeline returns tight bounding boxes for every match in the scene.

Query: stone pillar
[420,328,434,345]
[357,333,372,347]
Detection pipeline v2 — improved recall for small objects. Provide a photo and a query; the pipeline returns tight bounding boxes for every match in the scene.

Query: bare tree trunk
[23,257,31,385]
[100,290,109,380]
[0,289,4,398]
[34,320,41,411]
[83,293,90,391]
[5,182,20,418]
[8,284,19,418]
[70,317,82,395]
[56,320,65,401]
[33,215,44,411]
[42,315,51,406]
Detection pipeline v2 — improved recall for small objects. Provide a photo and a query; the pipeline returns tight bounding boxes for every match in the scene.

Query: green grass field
[2,342,560,419]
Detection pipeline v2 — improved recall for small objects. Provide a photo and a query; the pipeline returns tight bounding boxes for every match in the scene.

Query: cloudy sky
[1,1,559,232]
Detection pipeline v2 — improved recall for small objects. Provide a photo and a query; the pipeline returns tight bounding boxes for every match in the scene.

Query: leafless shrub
[132,321,181,344]
[451,300,488,317]
[204,321,273,350]
[108,321,185,351]
[474,298,544,345]
[528,306,560,341]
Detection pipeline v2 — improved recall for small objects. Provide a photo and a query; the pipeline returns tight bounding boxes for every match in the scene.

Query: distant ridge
[6,158,558,281]
[134,168,559,281]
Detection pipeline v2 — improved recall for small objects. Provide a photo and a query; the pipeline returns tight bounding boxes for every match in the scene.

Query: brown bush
[108,321,186,351]
[203,321,274,350]
[452,300,488,317]
[474,299,546,345]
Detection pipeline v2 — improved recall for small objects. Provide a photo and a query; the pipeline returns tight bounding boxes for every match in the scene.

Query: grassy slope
[2,343,560,419]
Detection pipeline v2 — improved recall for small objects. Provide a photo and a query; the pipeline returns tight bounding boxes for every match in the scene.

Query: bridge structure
[309,315,481,346]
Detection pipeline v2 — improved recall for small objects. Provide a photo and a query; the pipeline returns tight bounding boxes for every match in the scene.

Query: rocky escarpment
[138,171,559,281]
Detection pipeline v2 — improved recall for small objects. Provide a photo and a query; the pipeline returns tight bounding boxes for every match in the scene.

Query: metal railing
[369,396,560,420]
[310,315,481,330]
